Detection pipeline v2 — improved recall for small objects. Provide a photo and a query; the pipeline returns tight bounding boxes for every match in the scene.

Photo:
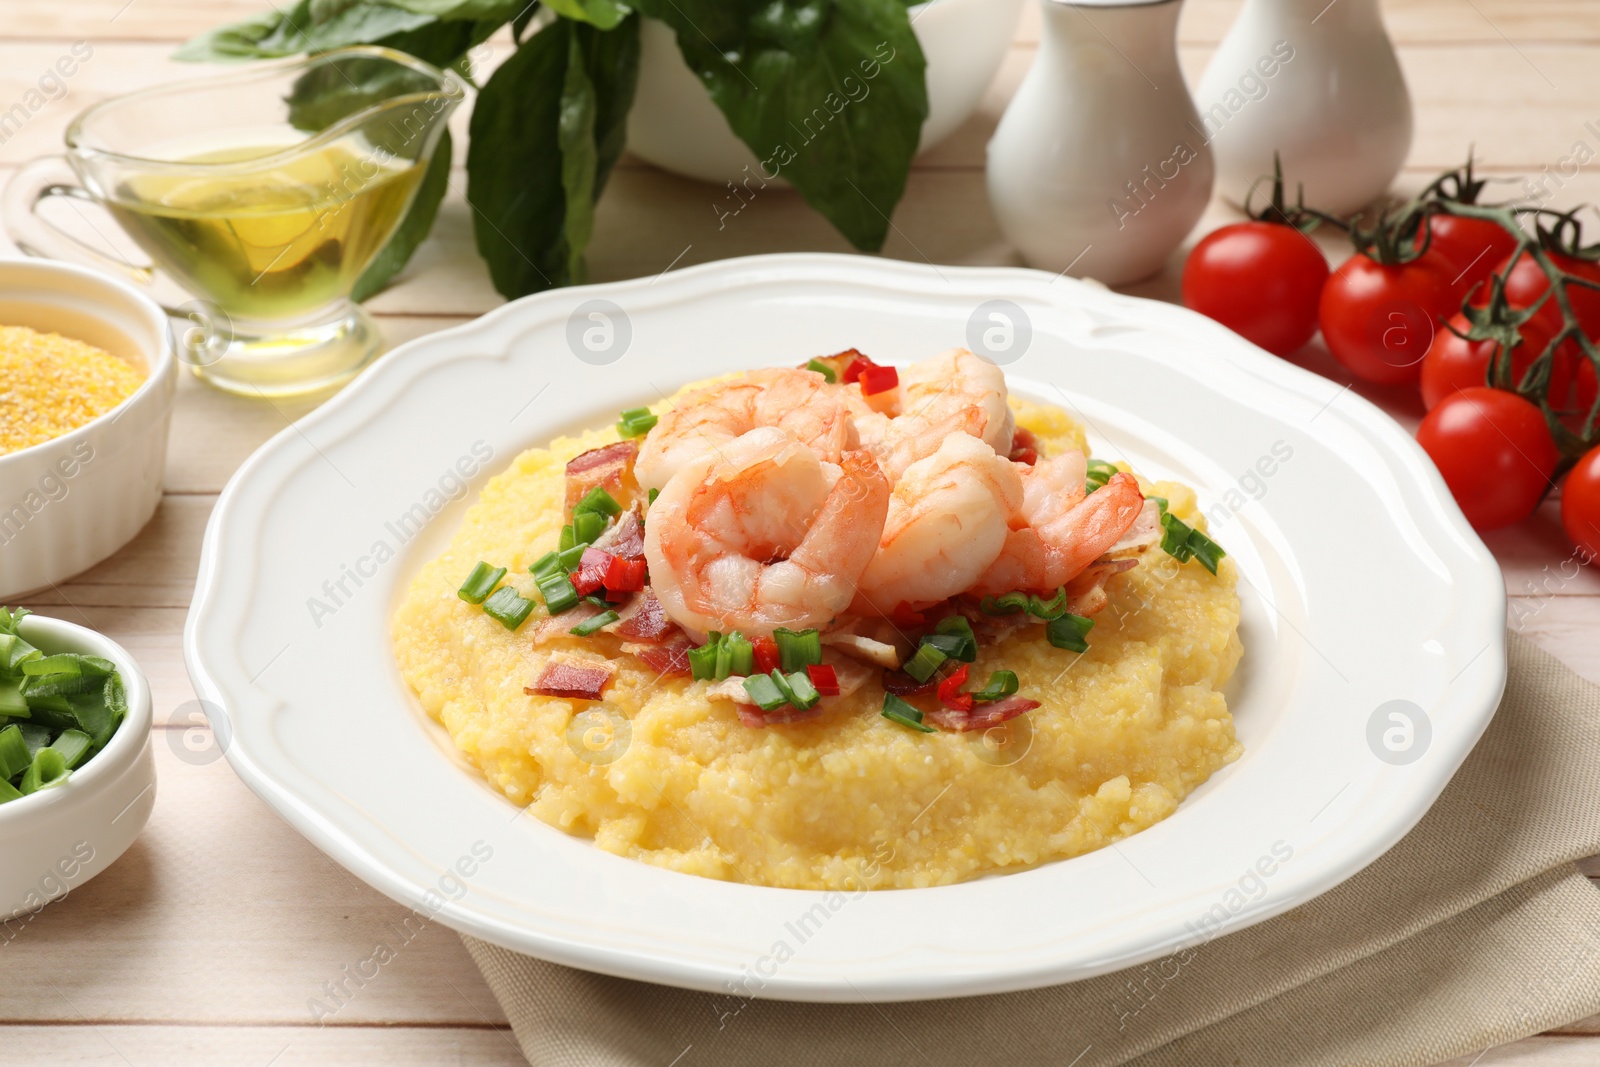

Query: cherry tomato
[1419,214,1519,300]
[1562,445,1600,562]
[1319,250,1458,385]
[1416,387,1560,530]
[1419,312,1559,411]
[1183,222,1329,356]
[1477,250,1600,413]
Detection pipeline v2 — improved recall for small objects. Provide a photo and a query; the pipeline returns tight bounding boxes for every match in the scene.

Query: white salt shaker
[987,0,1213,286]
[1194,0,1412,216]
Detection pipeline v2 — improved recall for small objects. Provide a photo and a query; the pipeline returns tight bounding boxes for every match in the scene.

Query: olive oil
[108,139,424,322]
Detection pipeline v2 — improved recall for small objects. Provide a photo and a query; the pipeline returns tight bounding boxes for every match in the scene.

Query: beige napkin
[464,634,1600,1066]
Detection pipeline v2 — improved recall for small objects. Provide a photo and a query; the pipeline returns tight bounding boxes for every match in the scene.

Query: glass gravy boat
[3,47,463,397]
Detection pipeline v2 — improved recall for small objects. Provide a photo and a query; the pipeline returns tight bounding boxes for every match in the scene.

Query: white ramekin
[0,258,176,600]
[0,613,155,921]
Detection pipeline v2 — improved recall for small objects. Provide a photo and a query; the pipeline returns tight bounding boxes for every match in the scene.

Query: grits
[392,392,1243,890]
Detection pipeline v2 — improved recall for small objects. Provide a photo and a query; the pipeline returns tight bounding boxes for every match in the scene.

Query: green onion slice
[930,616,977,662]
[535,571,580,615]
[1187,528,1226,575]
[902,643,948,683]
[572,509,607,547]
[0,777,21,804]
[570,611,619,637]
[1085,458,1119,491]
[724,632,754,678]
[457,561,506,604]
[881,694,935,733]
[20,748,68,794]
[0,724,31,779]
[768,669,799,706]
[617,407,659,438]
[574,486,622,518]
[1046,613,1095,653]
[483,587,536,631]
[804,359,837,383]
[742,673,788,711]
[49,729,93,770]
[774,628,822,672]
[0,680,29,719]
[972,670,1021,702]
[1027,587,1068,620]
[688,636,721,681]
[980,591,1028,615]
[786,670,820,710]
[647,488,660,505]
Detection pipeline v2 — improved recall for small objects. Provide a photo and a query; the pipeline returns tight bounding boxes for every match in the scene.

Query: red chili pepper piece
[752,635,780,675]
[841,355,875,384]
[859,364,899,396]
[937,664,973,711]
[571,547,614,596]
[603,555,647,593]
[806,663,840,696]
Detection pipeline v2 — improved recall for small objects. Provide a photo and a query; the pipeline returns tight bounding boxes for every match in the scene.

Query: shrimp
[634,368,857,491]
[644,427,890,638]
[868,348,1015,480]
[972,463,1147,596]
[850,433,1023,614]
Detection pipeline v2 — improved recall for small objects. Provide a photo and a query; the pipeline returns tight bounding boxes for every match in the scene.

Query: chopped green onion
[714,634,736,680]
[647,488,659,505]
[535,570,580,615]
[774,628,822,672]
[19,748,68,794]
[0,679,29,719]
[16,723,50,757]
[617,407,659,438]
[1027,587,1068,621]
[531,546,585,580]
[570,610,619,637]
[804,359,837,383]
[0,777,21,804]
[785,670,820,710]
[574,486,622,518]
[689,635,722,681]
[572,509,607,547]
[49,729,93,770]
[1046,612,1095,653]
[482,587,536,631]
[881,694,935,733]
[742,673,788,711]
[1085,459,1119,492]
[559,524,575,552]
[930,616,977,662]
[724,632,754,677]
[972,670,1020,702]
[457,561,506,604]
[1187,528,1226,575]
[1160,511,1195,562]
[768,669,798,706]
[980,591,1029,615]
[902,643,948,683]
[0,724,30,779]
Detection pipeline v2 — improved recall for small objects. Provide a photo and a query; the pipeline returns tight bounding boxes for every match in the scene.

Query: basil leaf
[354,128,454,301]
[544,0,630,29]
[630,0,926,251]
[175,1,434,60]
[466,14,639,297]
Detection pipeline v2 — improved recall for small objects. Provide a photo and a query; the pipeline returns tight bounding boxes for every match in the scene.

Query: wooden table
[3,2,1598,1063]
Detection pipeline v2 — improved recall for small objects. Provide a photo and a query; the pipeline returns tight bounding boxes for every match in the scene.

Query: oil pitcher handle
[2,155,156,284]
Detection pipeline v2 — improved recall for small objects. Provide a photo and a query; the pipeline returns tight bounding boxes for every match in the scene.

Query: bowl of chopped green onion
[0,607,154,919]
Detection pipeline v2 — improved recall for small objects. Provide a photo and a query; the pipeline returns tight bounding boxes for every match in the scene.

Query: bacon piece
[625,633,694,677]
[609,589,675,642]
[533,601,604,645]
[822,631,900,670]
[925,695,1040,733]
[526,653,615,700]
[882,669,936,696]
[737,703,823,728]
[565,441,638,518]
[1065,557,1141,617]
[592,507,645,559]
[1106,499,1163,559]
[822,651,874,698]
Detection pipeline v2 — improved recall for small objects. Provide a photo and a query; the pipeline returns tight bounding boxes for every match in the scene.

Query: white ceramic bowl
[626,0,1025,185]
[0,613,155,920]
[0,258,176,600]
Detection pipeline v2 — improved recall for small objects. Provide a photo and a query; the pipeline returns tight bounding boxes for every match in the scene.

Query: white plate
[185,253,1505,1002]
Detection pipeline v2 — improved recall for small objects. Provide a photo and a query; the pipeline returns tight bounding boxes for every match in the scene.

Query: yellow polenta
[392,394,1243,890]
